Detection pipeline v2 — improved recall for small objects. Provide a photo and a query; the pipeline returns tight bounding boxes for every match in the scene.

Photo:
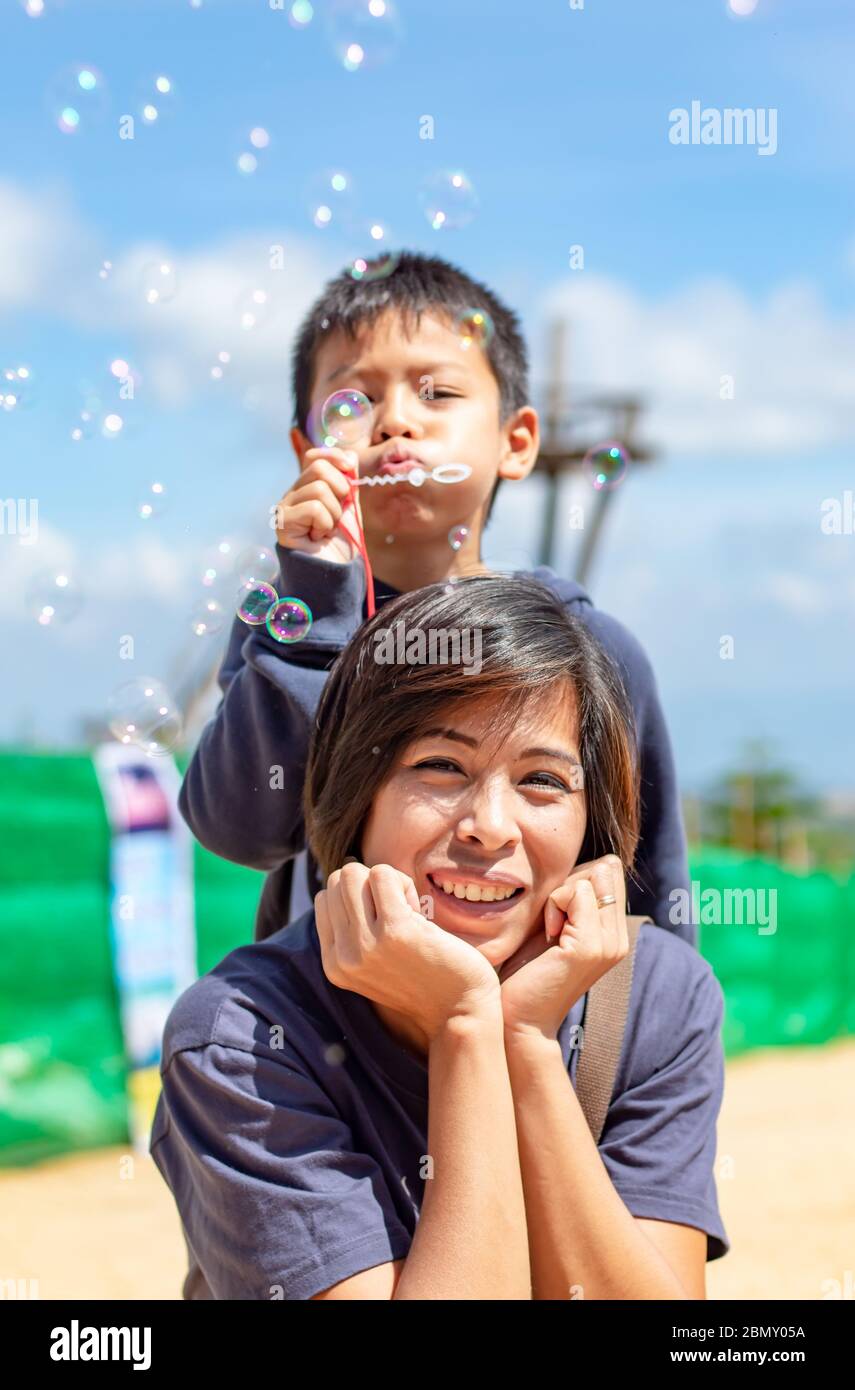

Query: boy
[179,251,692,945]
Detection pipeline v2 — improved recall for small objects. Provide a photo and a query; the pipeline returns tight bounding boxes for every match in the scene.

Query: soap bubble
[456,308,494,351]
[141,260,178,305]
[70,410,96,442]
[135,73,179,126]
[26,569,84,627]
[235,285,273,331]
[46,63,109,135]
[235,545,278,586]
[191,598,226,637]
[305,168,356,231]
[237,581,278,626]
[267,597,313,643]
[583,441,630,492]
[347,250,399,282]
[108,678,183,757]
[289,0,314,28]
[447,525,469,551]
[102,412,124,438]
[199,537,238,589]
[419,170,478,231]
[1,365,37,412]
[321,388,372,446]
[138,482,167,520]
[326,0,403,72]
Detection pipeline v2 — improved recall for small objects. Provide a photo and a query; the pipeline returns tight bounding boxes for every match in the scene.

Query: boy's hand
[498,855,629,1043]
[273,447,362,563]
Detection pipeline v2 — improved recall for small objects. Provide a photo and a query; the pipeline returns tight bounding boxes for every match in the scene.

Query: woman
[150,575,729,1300]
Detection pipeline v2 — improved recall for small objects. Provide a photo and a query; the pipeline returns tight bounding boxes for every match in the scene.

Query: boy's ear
[498,405,539,483]
[290,424,312,469]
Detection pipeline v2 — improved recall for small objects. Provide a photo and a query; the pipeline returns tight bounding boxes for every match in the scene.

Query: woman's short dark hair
[304,575,641,883]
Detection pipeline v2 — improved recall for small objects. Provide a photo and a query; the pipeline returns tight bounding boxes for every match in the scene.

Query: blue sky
[2,0,854,794]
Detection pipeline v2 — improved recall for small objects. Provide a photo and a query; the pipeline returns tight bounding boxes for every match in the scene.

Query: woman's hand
[315,861,501,1043]
[498,855,629,1043]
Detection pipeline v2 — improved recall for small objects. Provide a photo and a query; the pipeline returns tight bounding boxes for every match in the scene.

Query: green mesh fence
[0,750,852,1167]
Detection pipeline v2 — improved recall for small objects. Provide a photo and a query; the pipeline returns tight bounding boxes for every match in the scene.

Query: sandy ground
[2,1039,854,1301]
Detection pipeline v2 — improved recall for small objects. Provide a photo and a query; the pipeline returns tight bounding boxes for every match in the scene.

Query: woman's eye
[414,758,462,773]
[524,772,573,791]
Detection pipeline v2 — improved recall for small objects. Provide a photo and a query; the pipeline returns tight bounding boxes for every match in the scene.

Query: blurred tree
[699,739,820,864]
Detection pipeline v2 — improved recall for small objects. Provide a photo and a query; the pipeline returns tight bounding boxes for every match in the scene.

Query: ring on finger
[596,893,617,909]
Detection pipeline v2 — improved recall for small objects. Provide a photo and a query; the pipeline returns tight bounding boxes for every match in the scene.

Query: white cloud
[0,177,334,433]
[537,272,855,455]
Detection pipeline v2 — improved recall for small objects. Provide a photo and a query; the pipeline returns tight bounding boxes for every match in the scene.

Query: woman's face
[359,689,587,969]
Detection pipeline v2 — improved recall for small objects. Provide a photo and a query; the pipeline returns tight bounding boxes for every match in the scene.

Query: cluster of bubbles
[236,126,270,177]
[26,570,84,627]
[419,170,478,231]
[238,585,314,644]
[210,350,231,380]
[141,260,178,305]
[138,482,166,521]
[307,168,355,231]
[1,366,34,412]
[48,63,108,136]
[235,285,271,331]
[583,441,630,492]
[108,678,183,758]
[327,0,402,72]
[136,73,177,127]
[188,543,311,644]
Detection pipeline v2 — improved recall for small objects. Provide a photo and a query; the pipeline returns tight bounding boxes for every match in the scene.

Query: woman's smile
[425,870,526,924]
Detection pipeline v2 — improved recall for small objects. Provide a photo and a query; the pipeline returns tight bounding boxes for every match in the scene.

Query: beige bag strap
[573,915,651,1145]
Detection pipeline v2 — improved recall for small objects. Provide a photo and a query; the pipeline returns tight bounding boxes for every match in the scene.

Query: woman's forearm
[393,1003,531,1300]
[504,1031,691,1300]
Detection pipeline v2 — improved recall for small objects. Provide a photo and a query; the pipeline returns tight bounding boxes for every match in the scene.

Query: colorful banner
[93,744,196,1150]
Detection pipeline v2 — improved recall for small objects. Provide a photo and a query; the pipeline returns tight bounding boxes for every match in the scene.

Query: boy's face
[294,307,539,549]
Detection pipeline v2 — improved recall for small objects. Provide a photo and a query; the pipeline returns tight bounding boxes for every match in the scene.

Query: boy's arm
[585,611,693,944]
[178,546,366,869]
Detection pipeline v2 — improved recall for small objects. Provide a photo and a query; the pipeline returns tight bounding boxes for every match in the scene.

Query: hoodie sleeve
[177,546,366,871]
[582,609,693,946]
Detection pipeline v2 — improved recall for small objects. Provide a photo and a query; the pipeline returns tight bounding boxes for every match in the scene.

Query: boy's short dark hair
[290,250,531,526]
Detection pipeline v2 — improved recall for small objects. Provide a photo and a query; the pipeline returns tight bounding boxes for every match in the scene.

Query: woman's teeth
[437,879,519,903]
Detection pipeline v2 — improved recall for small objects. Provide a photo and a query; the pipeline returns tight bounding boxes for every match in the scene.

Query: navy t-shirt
[149,910,729,1300]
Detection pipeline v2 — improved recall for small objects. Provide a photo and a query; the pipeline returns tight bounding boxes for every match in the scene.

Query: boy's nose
[372,390,425,442]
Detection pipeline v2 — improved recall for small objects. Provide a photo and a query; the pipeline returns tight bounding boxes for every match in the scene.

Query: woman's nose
[454,785,522,852]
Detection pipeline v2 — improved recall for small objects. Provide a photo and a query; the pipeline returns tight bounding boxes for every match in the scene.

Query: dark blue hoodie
[179,546,693,946]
